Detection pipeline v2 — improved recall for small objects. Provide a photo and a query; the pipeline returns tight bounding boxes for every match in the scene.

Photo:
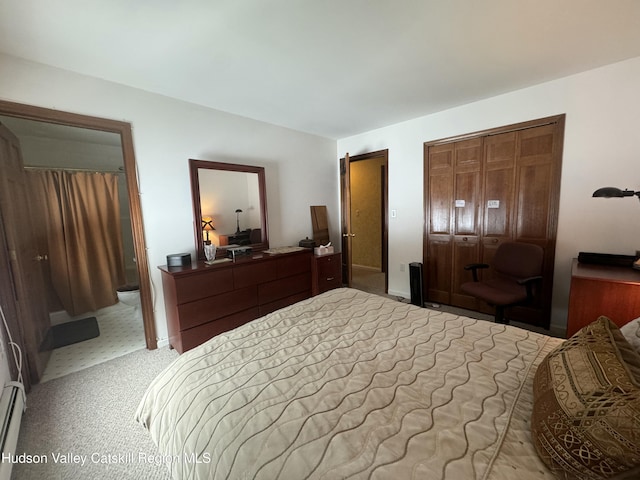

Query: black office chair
[249,228,261,244]
[461,242,543,324]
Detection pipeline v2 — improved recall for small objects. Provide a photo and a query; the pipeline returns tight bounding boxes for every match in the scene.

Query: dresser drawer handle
[326,277,334,281]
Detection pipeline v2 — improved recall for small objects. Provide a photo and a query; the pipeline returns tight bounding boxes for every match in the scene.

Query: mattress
[136,288,562,479]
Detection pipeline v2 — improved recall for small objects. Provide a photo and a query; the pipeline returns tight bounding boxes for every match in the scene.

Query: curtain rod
[24,166,124,174]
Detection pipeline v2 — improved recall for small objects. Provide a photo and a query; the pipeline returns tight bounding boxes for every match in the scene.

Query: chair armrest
[518,275,543,300]
[464,263,489,270]
[464,263,489,282]
[517,275,543,285]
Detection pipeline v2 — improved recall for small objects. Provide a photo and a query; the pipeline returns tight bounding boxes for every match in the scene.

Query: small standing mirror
[310,205,330,246]
[190,159,269,260]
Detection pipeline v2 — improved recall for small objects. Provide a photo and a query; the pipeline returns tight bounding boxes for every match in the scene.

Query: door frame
[340,149,389,293]
[0,100,157,349]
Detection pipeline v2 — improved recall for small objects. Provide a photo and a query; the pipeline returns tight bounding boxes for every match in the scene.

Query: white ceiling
[1,0,640,139]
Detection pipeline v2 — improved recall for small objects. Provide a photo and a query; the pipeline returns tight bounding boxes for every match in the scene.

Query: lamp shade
[202,216,215,231]
[592,187,640,199]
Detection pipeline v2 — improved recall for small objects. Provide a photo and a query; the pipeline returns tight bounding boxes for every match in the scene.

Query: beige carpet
[13,347,178,480]
[351,265,386,296]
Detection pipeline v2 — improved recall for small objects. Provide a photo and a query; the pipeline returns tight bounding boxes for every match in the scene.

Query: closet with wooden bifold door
[423,115,565,329]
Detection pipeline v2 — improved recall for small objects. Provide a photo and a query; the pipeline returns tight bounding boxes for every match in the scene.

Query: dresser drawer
[260,291,311,316]
[177,286,258,330]
[233,260,276,289]
[259,272,311,305]
[179,307,260,352]
[316,273,342,293]
[173,268,234,304]
[276,252,311,277]
[316,254,340,276]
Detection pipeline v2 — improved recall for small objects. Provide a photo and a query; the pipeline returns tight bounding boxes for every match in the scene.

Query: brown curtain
[27,170,126,316]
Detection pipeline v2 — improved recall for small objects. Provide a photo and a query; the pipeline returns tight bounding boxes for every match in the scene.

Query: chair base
[494,305,509,324]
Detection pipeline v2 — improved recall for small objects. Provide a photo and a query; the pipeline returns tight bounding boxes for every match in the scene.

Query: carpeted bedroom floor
[351,265,386,296]
[13,347,178,480]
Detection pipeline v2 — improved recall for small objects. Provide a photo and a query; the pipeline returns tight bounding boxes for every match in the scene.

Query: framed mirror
[310,205,330,246]
[189,159,269,260]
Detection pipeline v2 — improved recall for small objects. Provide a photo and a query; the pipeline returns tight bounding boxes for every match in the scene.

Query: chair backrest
[492,242,544,279]
[249,228,262,243]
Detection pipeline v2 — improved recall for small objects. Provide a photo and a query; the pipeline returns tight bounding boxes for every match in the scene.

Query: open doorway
[340,150,388,296]
[0,100,156,383]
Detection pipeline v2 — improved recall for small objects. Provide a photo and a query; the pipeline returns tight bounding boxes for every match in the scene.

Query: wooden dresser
[566,259,640,337]
[311,252,342,295]
[159,249,312,353]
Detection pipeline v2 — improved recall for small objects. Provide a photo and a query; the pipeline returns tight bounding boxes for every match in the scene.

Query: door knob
[34,254,48,261]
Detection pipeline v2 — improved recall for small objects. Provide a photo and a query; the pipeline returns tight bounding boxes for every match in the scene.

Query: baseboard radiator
[0,382,25,480]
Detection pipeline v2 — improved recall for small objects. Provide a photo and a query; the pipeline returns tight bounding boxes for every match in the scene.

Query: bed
[135,288,640,480]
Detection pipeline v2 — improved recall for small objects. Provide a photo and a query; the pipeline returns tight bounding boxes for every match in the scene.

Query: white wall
[2,52,639,345]
[338,56,640,334]
[0,53,339,346]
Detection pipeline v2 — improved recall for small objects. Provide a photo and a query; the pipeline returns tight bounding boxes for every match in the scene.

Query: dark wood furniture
[312,252,342,295]
[424,115,565,329]
[159,250,312,353]
[219,230,251,246]
[461,242,543,324]
[566,259,640,337]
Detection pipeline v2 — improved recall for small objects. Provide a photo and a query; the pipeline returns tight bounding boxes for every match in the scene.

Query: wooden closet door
[510,123,562,326]
[450,138,483,309]
[482,132,516,264]
[425,143,454,304]
[514,124,558,245]
[425,138,483,308]
[470,132,518,314]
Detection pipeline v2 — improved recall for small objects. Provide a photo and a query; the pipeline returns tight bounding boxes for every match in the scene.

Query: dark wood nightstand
[312,252,342,295]
[567,258,640,337]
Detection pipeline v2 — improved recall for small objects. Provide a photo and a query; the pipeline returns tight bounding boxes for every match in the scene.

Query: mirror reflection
[190,159,268,260]
[199,169,262,245]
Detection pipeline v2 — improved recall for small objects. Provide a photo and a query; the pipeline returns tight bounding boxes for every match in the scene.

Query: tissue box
[314,245,334,256]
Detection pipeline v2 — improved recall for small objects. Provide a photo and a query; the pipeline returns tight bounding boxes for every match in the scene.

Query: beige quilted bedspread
[136,288,562,480]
